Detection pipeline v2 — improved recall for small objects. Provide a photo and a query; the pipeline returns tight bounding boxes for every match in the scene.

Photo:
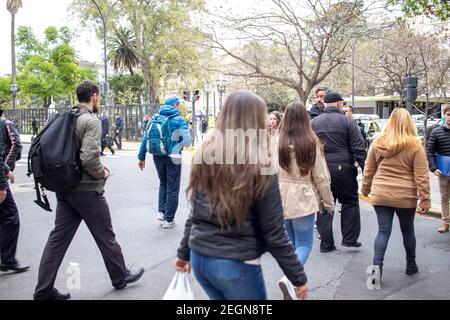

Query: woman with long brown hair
[174,90,309,300]
[275,102,334,298]
[269,111,282,136]
[362,108,430,287]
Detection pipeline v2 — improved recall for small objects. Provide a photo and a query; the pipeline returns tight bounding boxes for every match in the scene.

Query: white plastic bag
[162,272,195,300]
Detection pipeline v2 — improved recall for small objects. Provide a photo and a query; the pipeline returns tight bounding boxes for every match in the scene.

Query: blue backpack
[146,114,177,156]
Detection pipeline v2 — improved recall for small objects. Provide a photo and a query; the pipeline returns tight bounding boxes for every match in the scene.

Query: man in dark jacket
[0,112,22,172]
[34,81,144,300]
[114,113,124,150]
[32,118,39,136]
[344,105,368,146]
[309,87,327,120]
[311,90,367,253]
[427,105,450,233]
[0,109,29,274]
[100,111,114,156]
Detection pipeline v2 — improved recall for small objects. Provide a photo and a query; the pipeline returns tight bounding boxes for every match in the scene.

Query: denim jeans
[373,206,416,267]
[153,156,182,222]
[190,250,267,300]
[284,214,315,265]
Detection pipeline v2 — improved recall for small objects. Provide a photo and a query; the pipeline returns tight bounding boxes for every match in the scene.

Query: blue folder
[436,155,450,177]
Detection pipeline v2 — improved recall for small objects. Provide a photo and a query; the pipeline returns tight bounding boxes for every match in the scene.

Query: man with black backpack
[33,81,144,300]
[0,109,28,274]
[138,95,191,229]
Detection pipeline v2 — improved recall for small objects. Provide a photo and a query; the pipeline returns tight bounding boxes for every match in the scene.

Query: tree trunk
[294,86,307,104]
[150,80,159,104]
[141,66,152,104]
[43,96,51,108]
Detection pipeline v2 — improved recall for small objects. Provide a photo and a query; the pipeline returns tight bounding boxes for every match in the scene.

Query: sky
[0,0,402,76]
[0,0,102,75]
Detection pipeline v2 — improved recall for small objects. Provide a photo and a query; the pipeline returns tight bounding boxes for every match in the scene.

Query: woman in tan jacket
[362,108,431,287]
[275,102,334,299]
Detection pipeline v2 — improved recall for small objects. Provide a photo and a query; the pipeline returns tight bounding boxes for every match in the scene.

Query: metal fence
[4,104,160,141]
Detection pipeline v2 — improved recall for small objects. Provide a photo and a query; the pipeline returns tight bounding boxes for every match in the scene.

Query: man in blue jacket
[138,96,192,229]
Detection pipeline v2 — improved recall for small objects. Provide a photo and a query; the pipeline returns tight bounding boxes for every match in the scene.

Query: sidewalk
[20,134,443,217]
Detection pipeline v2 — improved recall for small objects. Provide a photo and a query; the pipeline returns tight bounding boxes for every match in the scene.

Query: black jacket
[311,107,367,170]
[0,162,8,190]
[177,176,308,287]
[309,103,325,120]
[0,119,22,172]
[357,122,367,141]
[427,125,450,172]
[101,116,110,139]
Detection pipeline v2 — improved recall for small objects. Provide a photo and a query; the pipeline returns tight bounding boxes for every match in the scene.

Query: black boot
[406,262,419,275]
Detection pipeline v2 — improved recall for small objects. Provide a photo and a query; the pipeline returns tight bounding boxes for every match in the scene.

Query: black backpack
[27,109,84,212]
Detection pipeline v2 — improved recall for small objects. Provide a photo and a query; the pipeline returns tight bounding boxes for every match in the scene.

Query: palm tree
[6,0,22,109]
[108,27,139,75]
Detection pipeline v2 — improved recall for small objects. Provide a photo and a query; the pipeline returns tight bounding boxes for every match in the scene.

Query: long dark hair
[187,90,273,227]
[278,102,320,176]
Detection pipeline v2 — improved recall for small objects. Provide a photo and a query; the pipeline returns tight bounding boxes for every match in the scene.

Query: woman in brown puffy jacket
[362,108,431,287]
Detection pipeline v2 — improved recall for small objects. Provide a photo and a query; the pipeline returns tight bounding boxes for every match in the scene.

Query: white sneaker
[157,212,165,221]
[278,276,297,300]
[162,220,176,229]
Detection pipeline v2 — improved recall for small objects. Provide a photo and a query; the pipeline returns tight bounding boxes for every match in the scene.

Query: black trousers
[113,132,122,150]
[0,188,20,265]
[101,137,114,154]
[317,163,361,250]
[35,192,127,295]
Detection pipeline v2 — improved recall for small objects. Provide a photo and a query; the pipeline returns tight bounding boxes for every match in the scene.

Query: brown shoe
[438,223,450,233]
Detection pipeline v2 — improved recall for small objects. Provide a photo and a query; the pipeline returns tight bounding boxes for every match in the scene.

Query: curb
[358,193,442,219]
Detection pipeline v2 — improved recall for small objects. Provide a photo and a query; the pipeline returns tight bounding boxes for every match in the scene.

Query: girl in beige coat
[275,102,334,299]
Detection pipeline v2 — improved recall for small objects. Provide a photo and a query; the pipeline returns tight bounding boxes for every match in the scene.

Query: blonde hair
[374,108,421,152]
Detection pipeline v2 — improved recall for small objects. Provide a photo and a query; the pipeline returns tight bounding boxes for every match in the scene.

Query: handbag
[162,272,195,300]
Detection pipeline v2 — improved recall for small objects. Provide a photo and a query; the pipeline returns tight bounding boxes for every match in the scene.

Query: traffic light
[183,91,191,102]
[402,76,418,104]
[193,90,201,101]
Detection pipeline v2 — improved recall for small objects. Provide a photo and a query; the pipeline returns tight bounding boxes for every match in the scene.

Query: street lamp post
[90,0,120,108]
[352,44,355,108]
[204,81,213,124]
[216,78,227,112]
[7,0,23,109]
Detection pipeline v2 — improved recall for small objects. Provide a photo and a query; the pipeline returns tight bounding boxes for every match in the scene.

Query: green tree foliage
[108,27,140,75]
[387,0,450,21]
[70,0,205,103]
[109,73,145,105]
[15,26,88,107]
[0,77,11,107]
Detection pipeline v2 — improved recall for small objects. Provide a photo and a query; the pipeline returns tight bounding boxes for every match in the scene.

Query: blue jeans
[284,214,315,266]
[153,156,182,222]
[373,206,416,267]
[190,250,267,300]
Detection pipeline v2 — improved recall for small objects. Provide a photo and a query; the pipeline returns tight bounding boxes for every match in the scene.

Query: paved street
[1,144,449,300]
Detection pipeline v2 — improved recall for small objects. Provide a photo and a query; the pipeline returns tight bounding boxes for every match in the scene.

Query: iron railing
[4,104,160,141]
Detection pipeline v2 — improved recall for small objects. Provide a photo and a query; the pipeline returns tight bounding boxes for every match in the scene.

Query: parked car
[361,120,382,148]
[354,114,380,121]
[415,120,440,144]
